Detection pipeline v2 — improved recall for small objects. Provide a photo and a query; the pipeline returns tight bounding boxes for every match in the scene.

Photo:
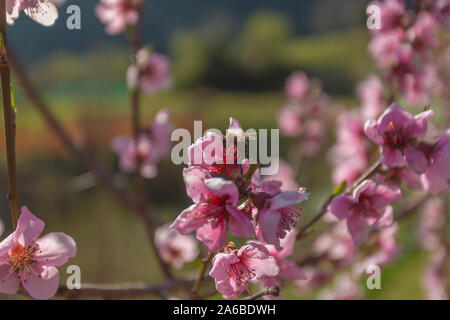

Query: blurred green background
[0,0,444,299]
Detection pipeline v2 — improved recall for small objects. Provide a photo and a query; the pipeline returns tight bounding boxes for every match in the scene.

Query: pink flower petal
[329,195,353,220]
[347,210,369,246]
[404,145,429,173]
[35,232,77,267]
[0,264,20,294]
[22,265,59,300]
[14,207,45,247]
[196,219,227,252]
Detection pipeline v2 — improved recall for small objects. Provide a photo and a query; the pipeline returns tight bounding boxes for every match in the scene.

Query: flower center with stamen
[5,243,40,281]
[383,122,408,150]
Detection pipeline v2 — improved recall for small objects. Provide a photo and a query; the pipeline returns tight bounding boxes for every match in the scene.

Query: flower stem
[0,3,20,228]
[190,252,213,299]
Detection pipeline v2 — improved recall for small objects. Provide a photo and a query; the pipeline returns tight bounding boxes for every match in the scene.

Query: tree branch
[241,286,280,300]
[0,2,20,227]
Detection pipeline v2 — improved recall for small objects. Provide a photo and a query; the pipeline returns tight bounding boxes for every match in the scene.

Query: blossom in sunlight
[6,0,64,26]
[127,48,172,94]
[421,130,450,194]
[0,207,76,300]
[187,118,247,179]
[364,103,434,173]
[329,180,402,245]
[259,230,307,300]
[171,167,253,252]
[209,241,279,299]
[95,0,140,35]
[284,71,310,101]
[155,224,199,269]
[253,185,309,251]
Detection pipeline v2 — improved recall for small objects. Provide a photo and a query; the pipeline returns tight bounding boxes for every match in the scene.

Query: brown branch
[0,2,20,227]
[241,286,280,300]
[53,279,194,299]
[190,252,213,298]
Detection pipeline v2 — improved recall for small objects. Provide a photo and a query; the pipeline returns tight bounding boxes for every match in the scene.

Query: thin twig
[241,286,280,300]
[52,279,193,299]
[0,2,20,227]
[190,252,213,299]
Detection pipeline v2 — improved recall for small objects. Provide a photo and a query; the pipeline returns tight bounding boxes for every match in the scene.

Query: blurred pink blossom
[329,180,402,245]
[358,76,387,120]
[278,105,302,136]
[95,0,139,35]
[422,247,448,300]
[155,224,199,269]
[319,273,363,300]
[127,48,172,94]
[209,241,279,299]
[171,167,253,252]
[364,103,434,173]
[0,207,76,299]
[369,0,406,32]
[418,197,446,251]
[284,71,310,101]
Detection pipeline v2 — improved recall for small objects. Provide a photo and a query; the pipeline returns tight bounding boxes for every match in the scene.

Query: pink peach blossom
[364,103,434,173]
[421,130,450,194]
[284,71,310,101]
[422,247,448,300]
[95,0,139,35]
[154,224,199,269]
[260,230,307,300]
[263,160,299,192]
[6,0,62,26]
[319,273,363,300]
[171,167,253,251]
[0,207,76,299]
[127,48,172,94]
[254,188,309,251]
[209,241,279,299]
[368,29,405,69]
[329,180,402,245]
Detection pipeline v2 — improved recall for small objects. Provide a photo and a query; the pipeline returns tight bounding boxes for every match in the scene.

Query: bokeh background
[0,0,445,299]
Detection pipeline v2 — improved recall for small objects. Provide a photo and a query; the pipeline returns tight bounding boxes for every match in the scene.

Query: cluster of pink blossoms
[112,109,173,179]
[0,207,76,299]
[278,72,330,157]
[368,0,449,106]
[170,118,309,298]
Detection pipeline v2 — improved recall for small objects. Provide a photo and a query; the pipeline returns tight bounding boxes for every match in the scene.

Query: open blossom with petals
[0,207,76,299]
[259,230,306,300]
[154,224,199,269]
[407,12,439,53]
[127,48,172,94]
[6,0,63,26]
[171,167,253,251]
[209,241,279,299]
[364,103,434,173]
[358,76,387,120]
[284,71,310,101]
[421,130,450,194]
[95,0,139,35]
[254,187,309,251]
[375,164,423,190]
[188,118,247,178]
[329,180,402,245]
